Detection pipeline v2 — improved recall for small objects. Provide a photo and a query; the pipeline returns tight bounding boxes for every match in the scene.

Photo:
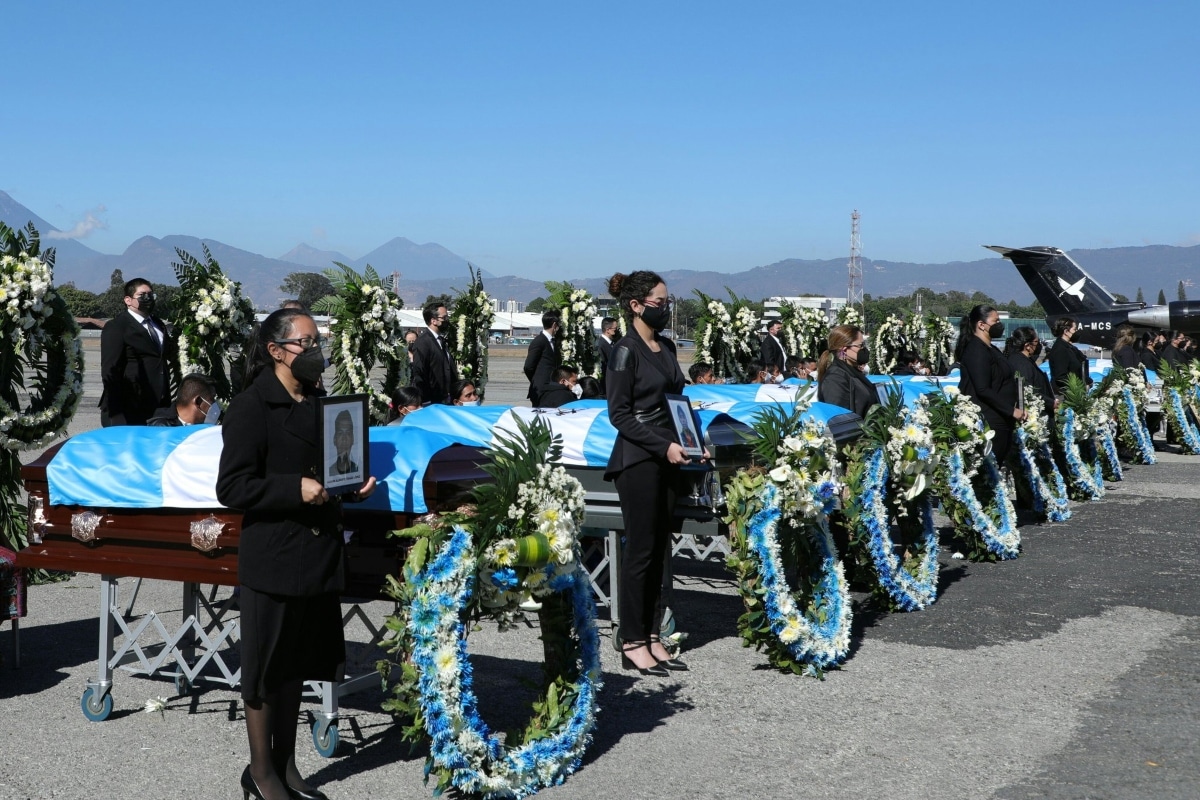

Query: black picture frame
[317,394,370,495]
[665,394,705,459]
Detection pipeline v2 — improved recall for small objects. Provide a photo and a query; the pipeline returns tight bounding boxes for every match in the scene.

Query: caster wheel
[661,607,676,637]
[81,687,114,722]
[312,720,339,758]
[174,672,192,695]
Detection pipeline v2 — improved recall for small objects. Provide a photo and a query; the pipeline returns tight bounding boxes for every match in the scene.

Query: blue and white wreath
[408,525,601,799]
[1013,428,1071,522]
[943,449,1020,560]
[1164,387,1200,455]
[1059,408,1105,500]
[1118,385,1156,464]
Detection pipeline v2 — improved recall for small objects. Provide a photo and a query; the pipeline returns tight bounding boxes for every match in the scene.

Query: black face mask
[1032,342,1043,359]
[135,294,156,315]
[640,303,670,332]
[856,346,870,366]
[289,346,325,387]
[987,322,1005,339]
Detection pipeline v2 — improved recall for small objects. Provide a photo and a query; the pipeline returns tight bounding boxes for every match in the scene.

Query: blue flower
[489,567,519,590]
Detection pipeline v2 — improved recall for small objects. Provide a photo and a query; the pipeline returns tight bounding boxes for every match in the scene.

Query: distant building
[763,296,848,324]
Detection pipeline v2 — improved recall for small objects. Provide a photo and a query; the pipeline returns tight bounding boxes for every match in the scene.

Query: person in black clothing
[577,375,603,399]
[595,316,618,392]
[1159,330,1188,370]
[1047,316,1092,396]
[956,305,1026,465]
[99,277,176,426]
[1139,330,1166,372]
[605,270,692,676]
[1111,324,1141,369]
[524,311,561,406]
[538,365,581,408]
[760,319,787,374]
[410,303,456,405]
[217,309,375,800]
[1004,326,1055,416]
[147,373,218,427]
[816,325,879,419]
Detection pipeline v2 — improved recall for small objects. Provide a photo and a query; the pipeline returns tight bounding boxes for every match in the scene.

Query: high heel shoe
[287,783,331,800]
[620,643,669,677]
[241,766,267,800]
[650,637,689,671]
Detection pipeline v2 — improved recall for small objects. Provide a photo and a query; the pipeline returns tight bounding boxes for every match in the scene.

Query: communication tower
[847,210,864,320]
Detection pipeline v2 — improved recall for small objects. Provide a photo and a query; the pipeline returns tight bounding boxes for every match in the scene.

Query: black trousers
[614,459,677,645]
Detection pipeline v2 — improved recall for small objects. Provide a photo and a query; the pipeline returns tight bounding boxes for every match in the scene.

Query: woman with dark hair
[605,270,691,676]
[577,375,603,399]
[816,324,878,418]
[1048,316,1092,395]
[217,308,376,800]
[387,385,422,425]
[1004,325,1055,416]
[956,305,1025,465]
[1111,324,1140,369]
[451,378,479,406]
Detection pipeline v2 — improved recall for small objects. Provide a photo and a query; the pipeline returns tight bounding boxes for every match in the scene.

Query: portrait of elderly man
[328,409,361,478]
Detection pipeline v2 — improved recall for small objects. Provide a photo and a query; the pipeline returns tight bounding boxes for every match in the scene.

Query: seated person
[538,364,581,408]
[892,350,922,375]
[452,379,480,406]
[147,373,218,427]
[689,362,719,384]
[577,375,603,399]
[746,359,768,385]
[387,386,423,425]
[785,354,816,381]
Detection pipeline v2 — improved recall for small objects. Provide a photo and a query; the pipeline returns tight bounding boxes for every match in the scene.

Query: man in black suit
[524,311,561,406]
[410,302,456,405]
[99,277,175,426]
[760,319,786,377]
[595,316,618,392]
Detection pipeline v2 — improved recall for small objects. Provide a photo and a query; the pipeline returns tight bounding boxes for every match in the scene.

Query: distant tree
[526,296,547,313]
[1157,289,1167,305]
[279,271,335,310]
[1178,280,1187,301]
[155,284,181,320]
[1136,287,1145,304]
[56,284,105,318]
[423,293,453,311]
[98,269,127,318]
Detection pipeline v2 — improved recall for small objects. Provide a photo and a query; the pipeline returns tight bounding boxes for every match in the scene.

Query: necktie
[145,318,161,352]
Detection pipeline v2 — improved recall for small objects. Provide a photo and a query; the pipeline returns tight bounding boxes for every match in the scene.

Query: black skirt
[239,586,345,703]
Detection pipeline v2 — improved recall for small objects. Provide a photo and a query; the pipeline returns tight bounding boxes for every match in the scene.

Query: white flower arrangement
[693,290,758,380]
[776,301,830,364]
[883,400,940,506]
[449,267,495,395]
[170,246,255,398]
[0,225,85,451]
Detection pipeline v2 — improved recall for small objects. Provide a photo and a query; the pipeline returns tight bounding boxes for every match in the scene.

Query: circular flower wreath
[724,410,852,675]
[169,245,255,400]
[0,225,84,451]
[312,263,405,423]
[546,283,599,378]
[405,526,601,798]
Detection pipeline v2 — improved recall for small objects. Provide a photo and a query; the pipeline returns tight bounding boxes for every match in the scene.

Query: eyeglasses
[642,298,671,309]
[846,341,864,349]
[274,336,321,350]
[133,292,156,300]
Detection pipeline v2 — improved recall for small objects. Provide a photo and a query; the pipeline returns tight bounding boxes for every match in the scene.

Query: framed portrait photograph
[665,394,705,459]
[317,394,370,496]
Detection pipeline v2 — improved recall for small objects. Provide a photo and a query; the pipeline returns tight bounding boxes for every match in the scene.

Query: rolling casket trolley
[18,431,490,757]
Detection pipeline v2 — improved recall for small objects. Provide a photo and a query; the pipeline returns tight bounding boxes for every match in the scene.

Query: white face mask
[462,399,481,407]
[570,383,583,398]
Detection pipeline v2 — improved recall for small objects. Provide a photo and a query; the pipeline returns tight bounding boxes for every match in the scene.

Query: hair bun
[607,273,627,297]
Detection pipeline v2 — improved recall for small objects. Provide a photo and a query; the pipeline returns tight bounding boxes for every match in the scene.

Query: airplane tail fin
[985,245,1120,315]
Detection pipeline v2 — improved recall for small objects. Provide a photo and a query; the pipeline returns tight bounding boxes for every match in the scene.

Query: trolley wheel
[611,625,622,653]
[81,687,113,722]
[174,672,192,695]
[312,719,339,758]
[661,607,676,637]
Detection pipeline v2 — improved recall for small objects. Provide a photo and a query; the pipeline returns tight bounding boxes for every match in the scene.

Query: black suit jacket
[1160,343,1186,371]
[1048,337,1091,394]
[817,357,878,419]
[99,310,174,426]
[523,332,559,404]
[1007,352,1054,415]
[1112,345,1140,369]
[410,329,455,405]
[1140,346,1162,372]
[538,382,576,409]
[216,368,344,596]
[605,334,686,478]
[760,335,786,373]
[596,334,615,391]
[959,337,1018,433]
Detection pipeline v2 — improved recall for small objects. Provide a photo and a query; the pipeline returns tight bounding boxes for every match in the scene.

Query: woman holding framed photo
[217,307,375,800]
[605,270,693,677]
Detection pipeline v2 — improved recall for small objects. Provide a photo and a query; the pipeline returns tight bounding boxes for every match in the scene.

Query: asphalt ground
[1,339,1197,799]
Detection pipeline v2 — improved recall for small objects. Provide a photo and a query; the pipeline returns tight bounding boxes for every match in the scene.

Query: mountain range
[3,190,1198,309]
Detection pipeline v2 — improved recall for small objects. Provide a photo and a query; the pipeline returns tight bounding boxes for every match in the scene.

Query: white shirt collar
[127,307,149,324]
[542,329,555,342]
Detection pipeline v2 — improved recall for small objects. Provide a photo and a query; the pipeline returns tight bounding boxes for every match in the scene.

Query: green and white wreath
[694,289,759,381]
[776,300,832,364]
[449,265,495,398]
[723,401,852,676]
[380,417,601,798]
[0,222,84,451]
[546,282,599,377]
[170,245,255,400]
[1012,385,1071,522]
[312,263,406,424]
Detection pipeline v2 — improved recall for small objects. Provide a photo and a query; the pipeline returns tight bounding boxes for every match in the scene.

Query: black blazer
[605,334,686,478]
[523,333,559,403]
[1048,337,1091,394]
[596,334,615,391]
[99,310,174,426]
[1112,345,1140,369]
[410,328,455,405]
[959,336,1018,433]
[538,381,576,409]
[1160,343,1186,371]
[817,357,879,419]
[760,335,786,373]
[216,368,344,596]
[1140,346,1162,373]
[1007,351,1054,415]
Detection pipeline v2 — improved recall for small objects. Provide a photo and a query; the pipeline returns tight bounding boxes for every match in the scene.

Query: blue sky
[5,1,1198,280]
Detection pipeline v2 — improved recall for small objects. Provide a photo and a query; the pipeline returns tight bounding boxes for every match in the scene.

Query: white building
[762,296,848,323]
